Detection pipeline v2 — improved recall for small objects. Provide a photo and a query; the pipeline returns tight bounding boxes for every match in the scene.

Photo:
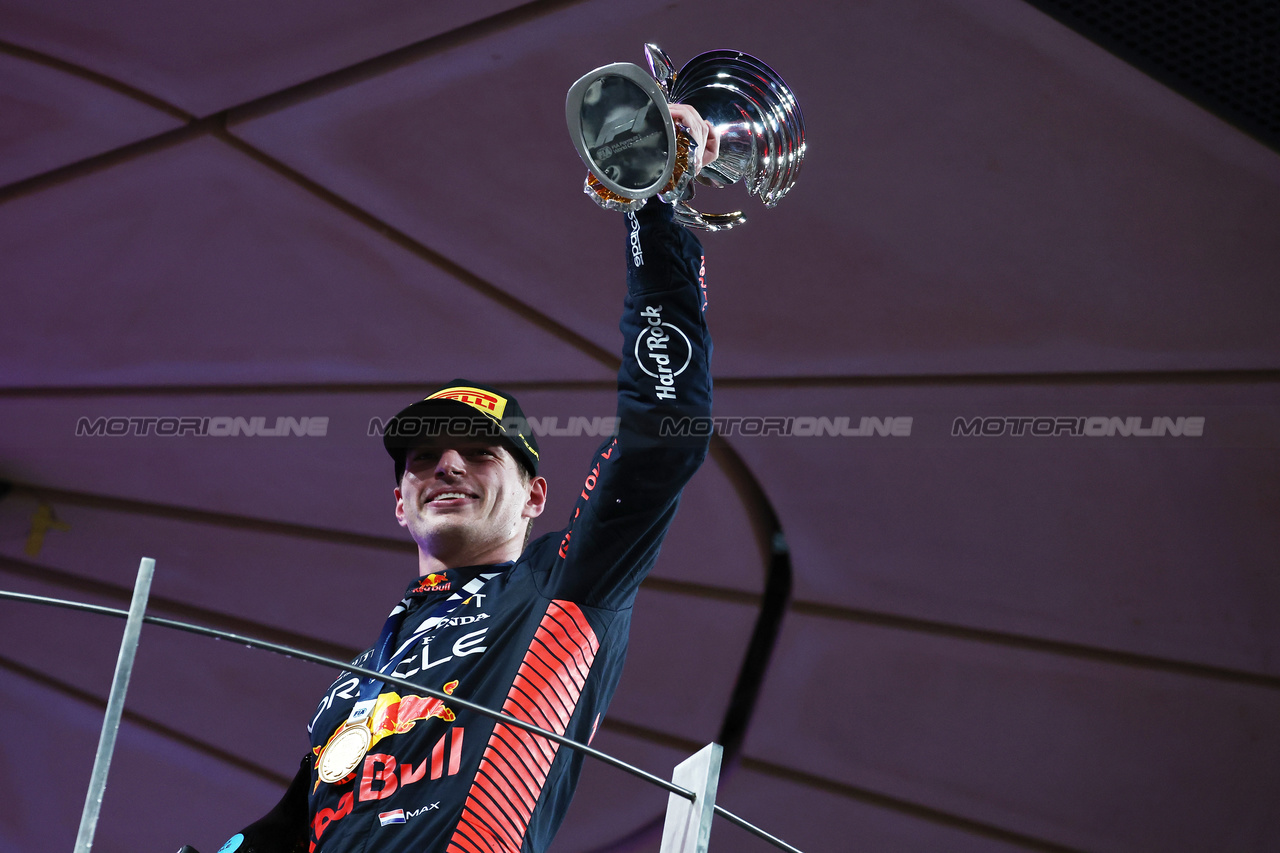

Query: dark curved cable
[711,461,793,767]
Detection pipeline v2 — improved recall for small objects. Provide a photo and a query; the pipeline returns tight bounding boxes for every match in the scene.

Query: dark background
[1,1,1278,851]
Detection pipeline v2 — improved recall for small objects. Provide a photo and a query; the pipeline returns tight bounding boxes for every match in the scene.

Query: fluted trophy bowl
[566,44,806,230]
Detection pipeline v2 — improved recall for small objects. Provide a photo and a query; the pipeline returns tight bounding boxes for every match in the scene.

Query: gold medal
[317,722,372,784]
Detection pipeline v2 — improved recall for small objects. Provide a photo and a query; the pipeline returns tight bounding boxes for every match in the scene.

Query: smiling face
[394,436,547,575]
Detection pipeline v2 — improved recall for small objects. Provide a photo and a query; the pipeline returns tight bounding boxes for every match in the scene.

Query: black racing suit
[219,200,712,853]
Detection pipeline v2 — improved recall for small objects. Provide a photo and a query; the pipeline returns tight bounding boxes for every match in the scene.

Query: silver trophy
[565,44,806,230]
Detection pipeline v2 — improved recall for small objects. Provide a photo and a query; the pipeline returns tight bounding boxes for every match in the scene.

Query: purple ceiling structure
[2,1,1279,852]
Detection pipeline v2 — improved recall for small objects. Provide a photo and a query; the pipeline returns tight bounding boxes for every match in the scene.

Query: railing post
[73,557,155,853]
[660,742,723,853]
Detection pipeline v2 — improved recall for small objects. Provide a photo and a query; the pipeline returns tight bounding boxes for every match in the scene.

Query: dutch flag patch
[379,809,406,826]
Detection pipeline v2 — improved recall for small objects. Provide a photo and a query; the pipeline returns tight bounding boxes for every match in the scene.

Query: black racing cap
[382,380,540,482]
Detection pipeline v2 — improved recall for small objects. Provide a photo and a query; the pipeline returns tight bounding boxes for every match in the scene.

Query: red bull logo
[366,684,458,750]
[310,727,463,841]
[359,725,465,802]
[413,573,451,593]
[313,681,458,766]
[310,682,464,844]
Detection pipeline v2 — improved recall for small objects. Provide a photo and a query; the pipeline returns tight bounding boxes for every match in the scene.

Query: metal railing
[1,558,804,853]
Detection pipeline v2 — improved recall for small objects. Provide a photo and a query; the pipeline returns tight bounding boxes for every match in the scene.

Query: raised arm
[540,105,719,609]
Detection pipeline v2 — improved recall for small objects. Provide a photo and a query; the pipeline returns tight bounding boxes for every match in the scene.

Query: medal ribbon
[342,568,504,728]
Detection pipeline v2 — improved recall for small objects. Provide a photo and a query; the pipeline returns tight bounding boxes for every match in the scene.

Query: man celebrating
[201,104,718,853]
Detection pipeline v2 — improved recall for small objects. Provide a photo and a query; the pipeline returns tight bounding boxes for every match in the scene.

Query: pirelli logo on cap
[426,386,508,420]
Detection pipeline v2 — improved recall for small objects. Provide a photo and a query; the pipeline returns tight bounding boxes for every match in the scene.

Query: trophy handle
[644,43,677,97]
[671,201,747,232]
